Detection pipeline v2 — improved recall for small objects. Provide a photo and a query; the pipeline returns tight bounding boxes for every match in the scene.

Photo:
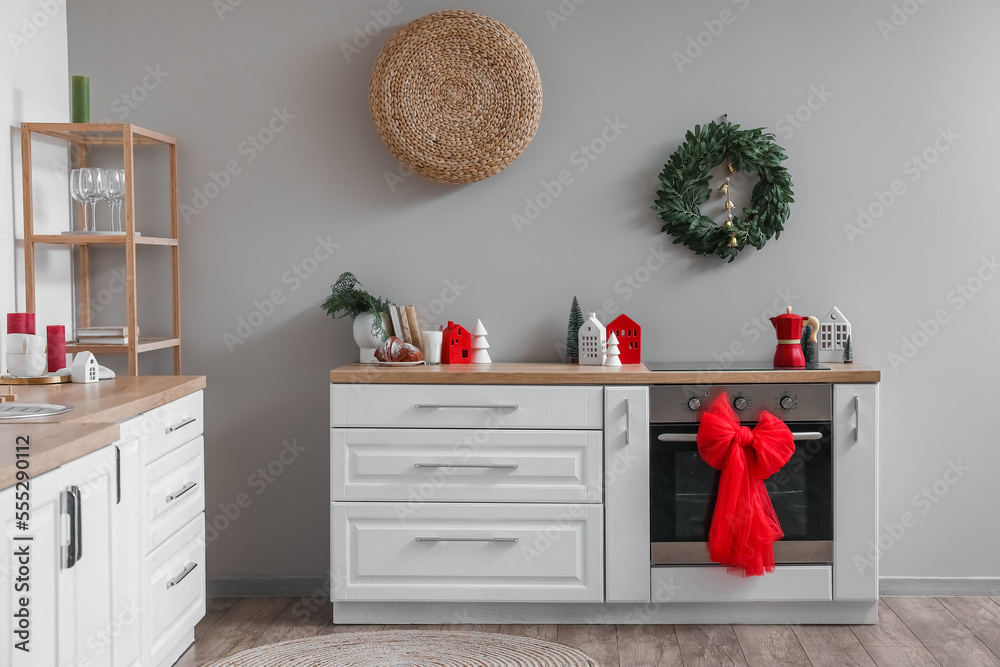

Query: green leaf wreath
[652,121,794,262]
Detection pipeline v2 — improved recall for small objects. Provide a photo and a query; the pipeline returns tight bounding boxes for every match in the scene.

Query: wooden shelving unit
[20,123,181,375]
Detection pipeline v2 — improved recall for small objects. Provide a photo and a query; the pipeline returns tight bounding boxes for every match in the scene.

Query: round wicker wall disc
[369,10,543,184]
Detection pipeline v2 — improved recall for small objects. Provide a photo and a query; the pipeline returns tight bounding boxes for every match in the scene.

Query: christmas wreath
[652,121,794,262]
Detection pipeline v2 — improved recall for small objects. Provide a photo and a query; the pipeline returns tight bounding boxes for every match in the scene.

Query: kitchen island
[330,362,880,624]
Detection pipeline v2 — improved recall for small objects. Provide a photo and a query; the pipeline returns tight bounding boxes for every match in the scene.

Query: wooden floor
[177,596,1000,667]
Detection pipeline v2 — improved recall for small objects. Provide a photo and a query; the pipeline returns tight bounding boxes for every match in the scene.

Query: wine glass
[102,169,126,232]
[70,169,88,231]
[77,168,105,232]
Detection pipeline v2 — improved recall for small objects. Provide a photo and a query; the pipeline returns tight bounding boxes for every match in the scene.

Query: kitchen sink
[0,403,73,419]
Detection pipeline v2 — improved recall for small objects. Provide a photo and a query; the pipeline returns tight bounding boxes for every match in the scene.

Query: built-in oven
[649,384,833,566]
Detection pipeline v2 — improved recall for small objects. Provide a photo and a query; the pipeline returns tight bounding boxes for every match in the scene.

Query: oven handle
[656,431,824,443]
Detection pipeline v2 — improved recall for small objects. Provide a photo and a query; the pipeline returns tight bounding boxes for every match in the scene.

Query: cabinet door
[833,384,879,601]
[58,446,117,667]
[0,453,65,667]
[112,437,142,667]
[604,387,650,602]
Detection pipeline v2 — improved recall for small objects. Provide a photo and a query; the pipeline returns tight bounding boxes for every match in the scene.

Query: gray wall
[66,0,1000,584]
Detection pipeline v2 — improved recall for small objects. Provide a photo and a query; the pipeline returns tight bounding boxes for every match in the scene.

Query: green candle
[71,75,89,123]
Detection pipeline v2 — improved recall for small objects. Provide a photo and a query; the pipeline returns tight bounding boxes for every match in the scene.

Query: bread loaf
[374,336,423,362]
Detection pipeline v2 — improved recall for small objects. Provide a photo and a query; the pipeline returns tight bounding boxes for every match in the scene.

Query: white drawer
[144,436,204,553]
[331,384,603,429]
[332,502,604,602]
[144,513,205,667]
[134,390,204,464]
[332,429,602,503]
[651,565,832,602]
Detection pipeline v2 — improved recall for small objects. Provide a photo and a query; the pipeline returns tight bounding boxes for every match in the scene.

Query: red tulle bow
[696,393,795,576]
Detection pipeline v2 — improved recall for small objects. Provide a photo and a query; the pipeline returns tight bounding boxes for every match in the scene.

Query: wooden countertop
[330,362,880,385]
[3,375,206,424]
[0,423,122,488]
[0,375,205,490]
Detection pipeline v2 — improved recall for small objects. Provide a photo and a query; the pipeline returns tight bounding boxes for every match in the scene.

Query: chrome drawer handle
[165,417,196,434]
[415,537,519,543]
[853,395,860,442]
[413,463,518,470]
[625,398,631,445]
[166,481,197,503]
[657,431,823,443]
[167,562,197,589]
[414,404,519,410]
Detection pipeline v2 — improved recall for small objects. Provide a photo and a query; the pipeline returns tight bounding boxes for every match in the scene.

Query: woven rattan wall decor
[369,10,543,184]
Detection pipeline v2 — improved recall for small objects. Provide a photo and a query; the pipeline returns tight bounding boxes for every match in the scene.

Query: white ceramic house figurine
[605,331,622,366]
[71,351,100,383]
[578,313,607,366]
[819,306,851,363]
[471,319,491,364]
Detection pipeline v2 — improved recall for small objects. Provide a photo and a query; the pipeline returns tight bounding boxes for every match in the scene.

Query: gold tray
[0,374,72,385]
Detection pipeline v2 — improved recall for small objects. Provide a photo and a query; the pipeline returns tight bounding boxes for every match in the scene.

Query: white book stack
[76,326,137,345]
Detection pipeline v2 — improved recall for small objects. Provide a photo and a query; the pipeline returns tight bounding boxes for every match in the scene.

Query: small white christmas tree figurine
[605,331,622,366]
[471,318,491,363]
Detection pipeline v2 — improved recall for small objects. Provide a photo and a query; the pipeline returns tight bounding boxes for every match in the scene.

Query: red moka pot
[769,306,819,368]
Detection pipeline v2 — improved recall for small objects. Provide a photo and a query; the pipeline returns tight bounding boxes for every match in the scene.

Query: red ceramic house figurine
[607,314,641,364]
[441,321,472,364]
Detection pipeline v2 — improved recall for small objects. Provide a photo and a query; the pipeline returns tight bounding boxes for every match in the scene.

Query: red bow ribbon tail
[696,393,795,577]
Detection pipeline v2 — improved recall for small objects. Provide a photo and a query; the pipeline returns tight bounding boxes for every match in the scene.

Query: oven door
[650,421,833,566]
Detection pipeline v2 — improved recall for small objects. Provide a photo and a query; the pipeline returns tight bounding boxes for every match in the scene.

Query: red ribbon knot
[696,392,795,577]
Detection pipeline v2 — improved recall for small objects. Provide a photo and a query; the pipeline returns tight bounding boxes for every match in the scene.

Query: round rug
[205,630,599,666]
[369,10,543,184]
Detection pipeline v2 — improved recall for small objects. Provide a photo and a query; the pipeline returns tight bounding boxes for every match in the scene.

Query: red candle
[7,313,35,335]
[46,325,66,372]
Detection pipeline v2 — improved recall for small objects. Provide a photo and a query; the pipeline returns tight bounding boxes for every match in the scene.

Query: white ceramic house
[578,312,607,365]
[819,306,851,363]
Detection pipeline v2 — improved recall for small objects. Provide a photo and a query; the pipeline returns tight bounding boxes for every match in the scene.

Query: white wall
[65,0,1000,584]
[2,0,72,374]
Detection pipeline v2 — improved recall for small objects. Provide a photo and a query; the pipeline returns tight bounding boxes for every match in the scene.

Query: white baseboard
[207,575,329,597]
[879,577,1000,596]
[207,576,1000,599]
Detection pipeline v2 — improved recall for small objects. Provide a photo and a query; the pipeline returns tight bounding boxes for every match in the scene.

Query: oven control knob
[780,396,794,410]
[733,396,748,411]
[687,397,702,411]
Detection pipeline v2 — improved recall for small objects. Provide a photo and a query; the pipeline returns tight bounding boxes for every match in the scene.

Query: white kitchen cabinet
[331,383,606,607]
[0,445,116,667]
[0,449,65,667]
[833,384,879,601]
[112,430,143,667]
[603,386,651,603]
